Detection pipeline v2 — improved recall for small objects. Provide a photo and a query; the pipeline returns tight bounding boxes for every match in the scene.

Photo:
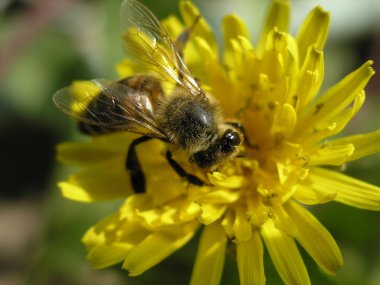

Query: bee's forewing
[120,0,204,97]
[53,78,166,138]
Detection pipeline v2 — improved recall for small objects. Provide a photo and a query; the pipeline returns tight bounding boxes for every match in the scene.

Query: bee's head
[219,128,242,153]
[192,128,243,169]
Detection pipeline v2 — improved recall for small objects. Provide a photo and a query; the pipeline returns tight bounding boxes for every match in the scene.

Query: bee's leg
[126,136,153,193]
[225,122,258,149]
[175,16,201,58]
[165,151,204,186]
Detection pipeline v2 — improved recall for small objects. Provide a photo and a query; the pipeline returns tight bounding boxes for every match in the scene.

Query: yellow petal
[56,142,121,167]
[271,103,297,139]
[296,6,330,64]
[257,0,290,56]
[82,214,148,269]
[179,1,217,53]
[222,14,249,44]
[296,61,374,137]
[261,29,289,83]
[136,199,199,228]
[58,157,131,202]
[87,242,134,269]
[221,210,235,240]
[198,204,227,225]
[85,236,132,269]
[208,172,247,188]
[308,143,354,165]
[120,195,151,219]
[285,201,343,275]
[293,185,337,205]
[190,223,227,285]
[328,91,365,137]
[123,222,198,276]
[196,189,240,204]
[161,15,184,39]
[57,132,138,166]
[222,14,250,68]
[66,80,101,111]
[246,196,270,227]
[261,220,310,285]
[299,91,364,148]
[294,45,324,112]
[329,129,380,162]
[82,213,119,249]
[193,36,216,62]
[236,231,265,285]
[115,59,143,78]
[309,168,380,210]
[272,202,298,237]
[224,36,257,102]
[233,206,252,242]
[194,37,237,116]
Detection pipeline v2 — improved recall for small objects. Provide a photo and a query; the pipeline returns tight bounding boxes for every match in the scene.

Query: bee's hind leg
[165,151,204,186]
[126,136,153,193]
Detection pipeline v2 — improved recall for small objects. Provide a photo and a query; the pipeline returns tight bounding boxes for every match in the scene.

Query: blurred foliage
[0,0,379,284]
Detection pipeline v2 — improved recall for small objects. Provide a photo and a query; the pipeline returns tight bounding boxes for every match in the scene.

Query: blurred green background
[0,0,380,284]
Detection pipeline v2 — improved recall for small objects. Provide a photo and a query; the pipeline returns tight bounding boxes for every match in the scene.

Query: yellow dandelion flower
[55,1,380,284]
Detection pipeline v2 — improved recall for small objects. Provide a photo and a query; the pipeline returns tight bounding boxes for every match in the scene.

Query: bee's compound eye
[220,129,242,153]
[227,130,242,146]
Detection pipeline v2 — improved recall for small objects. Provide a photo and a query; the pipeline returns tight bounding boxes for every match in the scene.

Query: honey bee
[53,0,244,193]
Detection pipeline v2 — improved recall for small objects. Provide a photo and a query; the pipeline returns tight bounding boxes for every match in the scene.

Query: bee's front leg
[165,151,204,186]
[126,136,153,193]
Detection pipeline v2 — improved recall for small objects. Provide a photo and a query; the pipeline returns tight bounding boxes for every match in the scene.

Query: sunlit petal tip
[310,168,380,210]
[305,45,324,71]
[58,181,91,202]
[81,221,108,249]
[285,202,343,275]
[314,5,329,15]
[365,59,375,72]
[207,172,247,188]
[196,189,240,204]
[257,0,290,55]
[309,143,355,166]
[123,226,197,276]
[222,14,250,41]
[297,5,330,63]
[293,185,337,205]
[193,37,216,61]
[198,204,227,225]
[179,1,217,52]
[87,243,133,269]
[268,0,290,31]
[115,59,135,78]
[310,44,323,55]
[331,129,380,161]
[179,0,199,17]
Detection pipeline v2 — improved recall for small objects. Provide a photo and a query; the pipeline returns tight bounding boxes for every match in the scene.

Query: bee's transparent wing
[53,79,166,139]
[121,0,204,98]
